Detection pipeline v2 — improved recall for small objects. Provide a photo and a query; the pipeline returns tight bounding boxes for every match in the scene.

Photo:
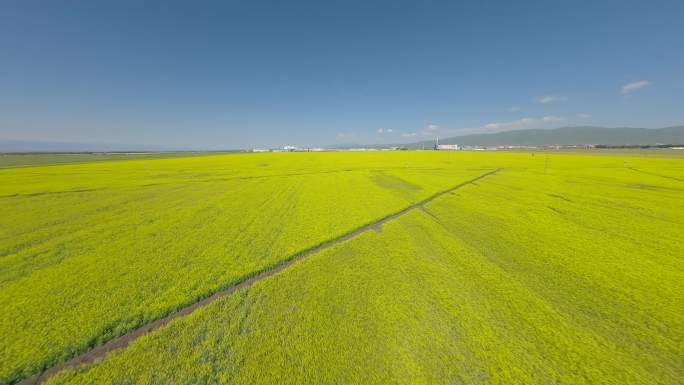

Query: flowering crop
[37,150,684,385]
[1,151,492,384]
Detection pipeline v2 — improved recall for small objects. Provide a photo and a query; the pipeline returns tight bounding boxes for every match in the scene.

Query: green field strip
[15,168,502,385]
[0,153,227,169]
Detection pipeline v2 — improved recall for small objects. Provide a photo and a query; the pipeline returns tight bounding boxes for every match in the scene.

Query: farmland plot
[0,152,497,384]
[0,152,214,169]
[34,152,684,385]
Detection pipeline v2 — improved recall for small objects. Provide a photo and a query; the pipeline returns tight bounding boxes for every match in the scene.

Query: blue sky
[1,0,682,149]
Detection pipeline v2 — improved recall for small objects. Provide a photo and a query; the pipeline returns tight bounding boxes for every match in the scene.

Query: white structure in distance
[435,144,460,151]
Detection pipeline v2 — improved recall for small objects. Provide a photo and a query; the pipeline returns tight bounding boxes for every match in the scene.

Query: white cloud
[377,128,384,134]
[508,106,521,112]
[387,128,393,133]
[401,123,484,139]
[621,80,651,95]
[536,95,567,104]
[577,113,591,118]
[484,116,563,131]
[418,124,440,136]
[336,132,355,139]
[377,128,393,134]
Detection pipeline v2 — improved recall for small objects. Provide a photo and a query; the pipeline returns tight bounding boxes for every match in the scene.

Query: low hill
[408,126,684,148]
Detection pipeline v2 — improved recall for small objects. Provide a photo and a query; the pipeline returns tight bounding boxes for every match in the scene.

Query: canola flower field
[1,151,682,385]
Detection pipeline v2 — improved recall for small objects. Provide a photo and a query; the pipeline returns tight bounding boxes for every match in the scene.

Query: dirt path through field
[18,167,502,385]
[627,167,684,182]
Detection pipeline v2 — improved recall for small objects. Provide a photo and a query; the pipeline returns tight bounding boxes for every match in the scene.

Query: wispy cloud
[421,124,441,136]
[377,128,393,134]
[336,132,356,139]
[536,95,567,104]
[484,116,563,131]
[577,113,591,118]
[507,106,521,112]
[621,80,651,95]
[398,124,445,139]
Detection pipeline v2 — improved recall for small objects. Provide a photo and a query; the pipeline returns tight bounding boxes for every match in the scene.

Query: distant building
[433,136,459,151]
[436,144,460,151]
[252,148,270,153]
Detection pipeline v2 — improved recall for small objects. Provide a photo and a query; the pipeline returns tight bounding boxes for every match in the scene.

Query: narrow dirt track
[18,167,502,385]
[627,167,684,182]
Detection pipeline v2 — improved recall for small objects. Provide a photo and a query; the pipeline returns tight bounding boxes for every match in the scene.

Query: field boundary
[0,169,354,200]
[0,152,231,170]
[17,167,502,385]
[627,167,683,182]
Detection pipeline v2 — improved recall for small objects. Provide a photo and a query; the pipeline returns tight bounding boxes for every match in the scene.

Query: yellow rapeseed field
[1,150,682,385]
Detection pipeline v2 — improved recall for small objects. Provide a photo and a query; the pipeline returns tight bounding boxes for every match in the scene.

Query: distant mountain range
[406,126,684,148]
[2,126,683,152]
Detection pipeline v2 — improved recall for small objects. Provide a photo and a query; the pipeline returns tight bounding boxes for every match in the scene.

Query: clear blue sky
[1,0,682,149]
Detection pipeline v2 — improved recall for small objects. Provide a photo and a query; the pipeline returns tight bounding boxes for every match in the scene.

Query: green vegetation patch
[0,152,215,168]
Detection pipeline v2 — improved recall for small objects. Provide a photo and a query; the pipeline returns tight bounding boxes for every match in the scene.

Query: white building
[436,144,460,151]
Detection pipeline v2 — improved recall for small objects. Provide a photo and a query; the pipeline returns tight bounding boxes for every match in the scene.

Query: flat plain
[1,151,682,385]
[0,152,221,168]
